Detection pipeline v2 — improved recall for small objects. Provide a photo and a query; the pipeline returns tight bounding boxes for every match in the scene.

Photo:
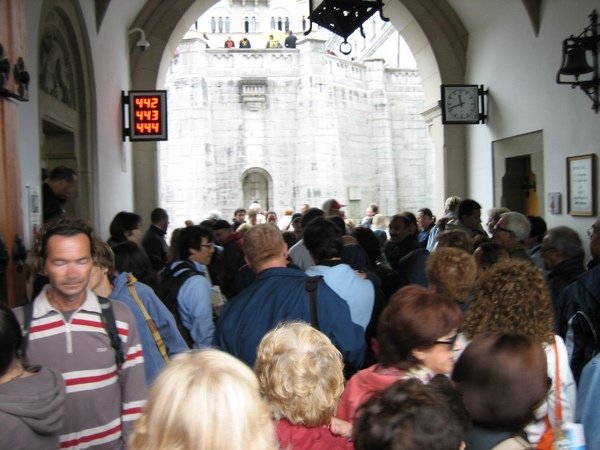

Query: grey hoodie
[0,366,65,450]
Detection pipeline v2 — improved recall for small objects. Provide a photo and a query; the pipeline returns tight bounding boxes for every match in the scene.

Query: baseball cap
[322,199,345,212]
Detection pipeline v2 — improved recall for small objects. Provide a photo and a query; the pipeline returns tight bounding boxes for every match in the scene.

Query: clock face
[441,85,480,124]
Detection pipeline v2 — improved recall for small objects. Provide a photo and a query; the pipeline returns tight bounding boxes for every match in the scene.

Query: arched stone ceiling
[129,0,468,107]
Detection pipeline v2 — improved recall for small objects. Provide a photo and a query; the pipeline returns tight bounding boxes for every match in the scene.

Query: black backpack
[21,296,125,367]
[159,260,204,348]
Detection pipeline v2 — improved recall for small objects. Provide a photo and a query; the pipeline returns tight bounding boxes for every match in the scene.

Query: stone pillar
[365,58,398,216]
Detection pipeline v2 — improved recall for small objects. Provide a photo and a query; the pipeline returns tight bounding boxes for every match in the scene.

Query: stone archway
[129,0,469,218]
[38,0,96,221]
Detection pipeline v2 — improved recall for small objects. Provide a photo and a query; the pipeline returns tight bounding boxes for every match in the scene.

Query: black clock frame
[440,84,488,125]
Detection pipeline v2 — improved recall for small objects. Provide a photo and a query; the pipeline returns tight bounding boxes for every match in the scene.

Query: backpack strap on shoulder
[98,296,125,367]
[20,301,35,360]
[305,276,322,330]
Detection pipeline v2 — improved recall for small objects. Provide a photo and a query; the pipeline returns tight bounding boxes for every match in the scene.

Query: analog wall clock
[441,84,487,124]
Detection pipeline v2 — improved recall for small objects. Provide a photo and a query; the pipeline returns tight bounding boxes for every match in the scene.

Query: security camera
[129,28,150,52]
[136,38,150,51]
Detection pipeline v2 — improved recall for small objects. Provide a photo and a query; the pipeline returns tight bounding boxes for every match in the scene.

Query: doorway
[40,120,79,217]
[38,1,95,223]
[242,168,272,211]
[493,131,544,216]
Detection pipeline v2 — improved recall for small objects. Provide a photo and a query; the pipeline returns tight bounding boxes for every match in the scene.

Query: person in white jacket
[459,259,576,447]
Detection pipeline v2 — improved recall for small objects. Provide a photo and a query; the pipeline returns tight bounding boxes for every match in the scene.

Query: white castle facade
[159,0,434,225]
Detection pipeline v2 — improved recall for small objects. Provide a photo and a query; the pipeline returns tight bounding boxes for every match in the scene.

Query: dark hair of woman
[108,211,142,245]
[352,227,382,267]
[112,241,159,290]
[0,303,23,376]
[452,333,549,431]
[303,217,343,263]
[378,285,462,370]
[353,376,469,450]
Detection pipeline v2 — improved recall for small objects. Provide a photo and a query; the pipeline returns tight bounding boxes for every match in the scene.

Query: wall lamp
[556,9,599,113]
[129,28,150,52]
[304,0,388,55]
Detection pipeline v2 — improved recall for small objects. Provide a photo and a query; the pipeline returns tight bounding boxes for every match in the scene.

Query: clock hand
[448,104,461,110]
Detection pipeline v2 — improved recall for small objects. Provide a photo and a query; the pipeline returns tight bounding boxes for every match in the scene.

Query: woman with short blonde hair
[255,321,352,449]
[130,349,278,450]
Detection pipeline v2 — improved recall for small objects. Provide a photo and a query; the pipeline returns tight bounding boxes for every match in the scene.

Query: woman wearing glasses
[335,284,463,423]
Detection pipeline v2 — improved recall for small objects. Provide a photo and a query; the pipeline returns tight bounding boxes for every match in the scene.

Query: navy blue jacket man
[214,224,365,370]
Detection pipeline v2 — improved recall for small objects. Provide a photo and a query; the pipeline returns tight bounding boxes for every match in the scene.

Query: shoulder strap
[159,260,203,348]
[126,274,169,363]
[305,276,322,330]
[553,341,562,421]
[21,297,125,367]
[98,296,126,367]
[20,301,35,360]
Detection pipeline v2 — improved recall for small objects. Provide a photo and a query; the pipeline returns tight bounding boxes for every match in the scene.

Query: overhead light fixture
[304,0,389,55]
[129,28,150,52]
[556,10,599,113]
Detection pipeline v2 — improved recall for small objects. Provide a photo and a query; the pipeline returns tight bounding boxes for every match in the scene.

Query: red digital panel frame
[127,90,168,141]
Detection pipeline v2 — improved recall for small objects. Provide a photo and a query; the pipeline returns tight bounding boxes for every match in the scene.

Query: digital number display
[127,91,168,141]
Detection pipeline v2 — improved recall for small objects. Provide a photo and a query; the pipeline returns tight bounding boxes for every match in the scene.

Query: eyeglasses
[434,334,459,348]
[493,225,514,235]
[199,243,215,249]
[588,225,598,239]
[541,246,556,254]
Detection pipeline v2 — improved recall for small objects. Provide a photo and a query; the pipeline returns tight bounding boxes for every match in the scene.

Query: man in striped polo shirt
[14,218,147,449]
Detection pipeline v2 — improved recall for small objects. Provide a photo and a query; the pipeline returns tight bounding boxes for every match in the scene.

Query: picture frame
[567,154,596,216]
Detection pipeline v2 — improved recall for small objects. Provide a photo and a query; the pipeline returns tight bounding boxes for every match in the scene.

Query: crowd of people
[2,190,600,449]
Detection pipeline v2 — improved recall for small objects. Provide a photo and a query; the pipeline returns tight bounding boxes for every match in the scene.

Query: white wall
[461,1,600,255]
[82,0,145,238]
[19,0,145,243]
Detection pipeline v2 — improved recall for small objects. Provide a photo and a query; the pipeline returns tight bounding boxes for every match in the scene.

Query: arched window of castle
[277,17,282,30]
[284,17,289,31]
[211,17,216,33]
[218,16,223,32]
[225,16,231,32]
[244,16,249,32]
[270,17,275,29]
[251,16,256,32]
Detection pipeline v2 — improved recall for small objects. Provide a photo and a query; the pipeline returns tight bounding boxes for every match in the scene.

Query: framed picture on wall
[567,154,596,216]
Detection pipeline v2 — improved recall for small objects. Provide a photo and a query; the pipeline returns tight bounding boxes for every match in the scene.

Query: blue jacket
[111,272,188,385]
[173,260,215,348]
[213,267,365,370]
[577,353,600,449]
[557,265,600,382]
[305,263,374,330]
